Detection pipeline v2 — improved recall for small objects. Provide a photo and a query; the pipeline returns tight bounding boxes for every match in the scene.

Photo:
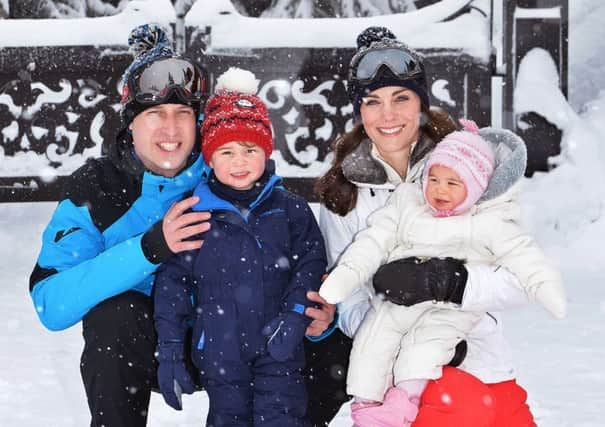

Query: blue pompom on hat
[120,23,174,91]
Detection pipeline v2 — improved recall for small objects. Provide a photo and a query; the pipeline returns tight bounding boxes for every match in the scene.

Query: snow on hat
[119,24,177,124]
[349,26,429,118]
[201,67,273,164]
[423,119,496,216]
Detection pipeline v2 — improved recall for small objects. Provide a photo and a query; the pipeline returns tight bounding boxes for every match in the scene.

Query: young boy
[153,67,327,426]
[319,120,566,426]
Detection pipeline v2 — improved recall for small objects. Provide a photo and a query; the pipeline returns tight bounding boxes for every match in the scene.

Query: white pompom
[215,67,259,95]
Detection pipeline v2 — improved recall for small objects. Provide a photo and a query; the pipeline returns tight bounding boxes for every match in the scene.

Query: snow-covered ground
[2,186,604,426]
[2,1,605,426]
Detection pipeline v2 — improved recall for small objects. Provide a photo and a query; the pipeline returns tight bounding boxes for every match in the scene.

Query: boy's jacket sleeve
[281,197,327,313]
[154,250,196,343]
[29,199,159,331]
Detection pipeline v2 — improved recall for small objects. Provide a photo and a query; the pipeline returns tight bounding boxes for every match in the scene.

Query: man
[29,24,335,426]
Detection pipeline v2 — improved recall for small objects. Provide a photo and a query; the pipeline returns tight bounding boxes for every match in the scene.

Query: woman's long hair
[315,106,457,216]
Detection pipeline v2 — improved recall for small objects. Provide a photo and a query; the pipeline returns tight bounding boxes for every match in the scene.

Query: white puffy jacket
[320,180,566,319]
[319,128,540,384]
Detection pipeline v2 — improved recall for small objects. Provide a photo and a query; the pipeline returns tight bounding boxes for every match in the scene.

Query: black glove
[373,257,468,306]
[448,340,468,367]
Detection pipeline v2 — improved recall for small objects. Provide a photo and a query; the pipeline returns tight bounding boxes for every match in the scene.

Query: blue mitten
[155,342,196,410]
[262,307,309,362]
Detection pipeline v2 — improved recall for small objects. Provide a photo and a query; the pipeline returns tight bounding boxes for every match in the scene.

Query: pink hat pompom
[459,118,480,135]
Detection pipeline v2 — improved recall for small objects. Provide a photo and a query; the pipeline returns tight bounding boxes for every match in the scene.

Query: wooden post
[501,0,568,174]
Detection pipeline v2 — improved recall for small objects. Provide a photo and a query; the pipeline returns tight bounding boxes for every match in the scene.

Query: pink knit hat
[423,119,495,216]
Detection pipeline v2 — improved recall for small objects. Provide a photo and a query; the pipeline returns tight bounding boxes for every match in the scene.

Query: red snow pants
[412,367,537,427]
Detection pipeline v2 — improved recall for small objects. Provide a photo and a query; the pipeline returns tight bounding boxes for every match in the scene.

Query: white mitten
[535,282,567,319]
[319,266,361,304]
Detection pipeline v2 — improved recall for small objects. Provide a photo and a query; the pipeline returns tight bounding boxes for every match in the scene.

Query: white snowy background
[1,0,605,426]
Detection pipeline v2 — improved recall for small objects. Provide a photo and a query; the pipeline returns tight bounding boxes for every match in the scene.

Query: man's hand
[163,196,211,253]
[304,290,336,336]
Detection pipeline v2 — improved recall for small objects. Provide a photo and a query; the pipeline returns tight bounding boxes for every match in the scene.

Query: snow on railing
[0,0,175,47]
[187,0,490,60]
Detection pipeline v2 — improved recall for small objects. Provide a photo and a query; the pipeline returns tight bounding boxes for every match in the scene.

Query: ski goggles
[349,46,424,85]
[124,57,209,106]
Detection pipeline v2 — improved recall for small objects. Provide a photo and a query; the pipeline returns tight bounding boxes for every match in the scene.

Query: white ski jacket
[319,128,544,384]
[320,179,566,319]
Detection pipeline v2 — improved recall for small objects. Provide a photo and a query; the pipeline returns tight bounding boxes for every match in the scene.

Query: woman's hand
[373,257,468,306]
[304,290,336,336]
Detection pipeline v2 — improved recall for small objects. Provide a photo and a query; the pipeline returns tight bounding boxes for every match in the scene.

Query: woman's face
[360,86,422,159]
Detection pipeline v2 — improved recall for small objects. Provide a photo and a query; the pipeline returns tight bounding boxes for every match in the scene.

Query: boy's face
[425,164,467,212]
[209,141,266,190]
[129,104,197,177]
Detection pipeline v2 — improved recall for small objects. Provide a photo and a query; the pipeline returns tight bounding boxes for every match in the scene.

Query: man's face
[129,103,197,177]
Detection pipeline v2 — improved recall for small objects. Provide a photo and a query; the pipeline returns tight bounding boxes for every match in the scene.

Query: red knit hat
[201,67,273,164]
[423,119,496,216]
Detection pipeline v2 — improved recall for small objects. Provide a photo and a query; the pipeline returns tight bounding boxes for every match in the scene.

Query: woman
[312,26,537,426]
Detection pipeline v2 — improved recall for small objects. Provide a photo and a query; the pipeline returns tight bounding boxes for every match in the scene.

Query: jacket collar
[140,154,209,199]
[456,128,528,212]
[192,163,283,219]
[340,128,527,202]
[477,127,527,202]
[341,135,435,189]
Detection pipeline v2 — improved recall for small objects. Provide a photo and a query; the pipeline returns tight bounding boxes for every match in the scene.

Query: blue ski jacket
[29,132,209,331]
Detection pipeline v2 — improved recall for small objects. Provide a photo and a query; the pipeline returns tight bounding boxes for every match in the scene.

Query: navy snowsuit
[29,150,207,331]
[154,168,327,426]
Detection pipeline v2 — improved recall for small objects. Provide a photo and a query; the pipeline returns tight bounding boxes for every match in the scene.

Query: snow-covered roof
[187,0,491,60]
[0,0,491,61]
[0,0,175,48]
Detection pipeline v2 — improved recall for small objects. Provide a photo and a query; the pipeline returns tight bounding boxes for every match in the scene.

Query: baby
[319,119,566,426]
